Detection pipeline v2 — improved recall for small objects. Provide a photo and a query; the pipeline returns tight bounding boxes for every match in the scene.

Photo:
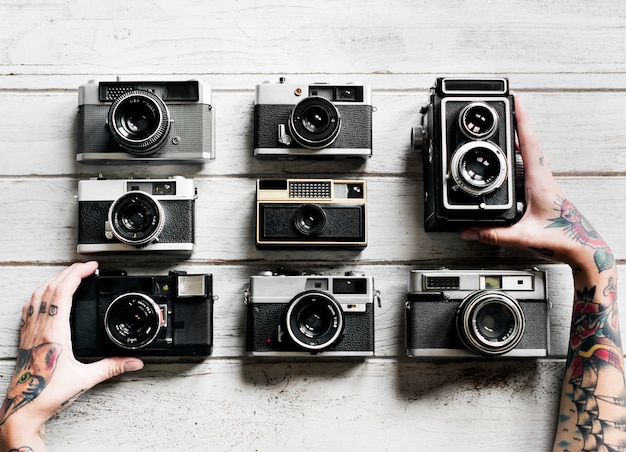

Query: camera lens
[285,291,344,352]
[450,141,508,196]
[456,290,526,356]
[108,90,171,155]
[104,293,162,350]
[459,102,498,139]
[289,97,341,149]
[293,204,327,236]
[108,191,165,247]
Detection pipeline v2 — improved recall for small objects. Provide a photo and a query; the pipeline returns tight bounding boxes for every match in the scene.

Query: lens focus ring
[104,292,162,350]
[108,191,165,247]
[289,96,341,149]
[285,291,344,352]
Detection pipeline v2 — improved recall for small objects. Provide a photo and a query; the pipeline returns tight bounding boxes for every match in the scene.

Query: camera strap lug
[374,289,382,308]
[243,288,250,305]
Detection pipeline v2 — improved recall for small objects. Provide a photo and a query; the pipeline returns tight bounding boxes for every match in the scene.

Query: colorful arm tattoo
[547,198,615,273]
[0,342,61,425]
[557,279,626,451]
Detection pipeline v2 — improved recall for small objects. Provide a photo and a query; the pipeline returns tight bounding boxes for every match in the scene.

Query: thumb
[460,225,522,248]
[82,357,144,388]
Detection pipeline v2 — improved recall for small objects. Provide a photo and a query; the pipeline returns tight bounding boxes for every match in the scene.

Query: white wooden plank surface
[0,1,625,450]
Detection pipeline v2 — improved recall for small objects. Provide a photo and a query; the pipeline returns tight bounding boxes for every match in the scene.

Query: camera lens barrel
[108,191,165,247]
[289,96,341,149]
[456,290,526,356]
[107,89,172,155]
[285,291,344,351]
[450,141,508,196]
[459,102,498,140]
[292,204,327,236]
[104,292,162,350]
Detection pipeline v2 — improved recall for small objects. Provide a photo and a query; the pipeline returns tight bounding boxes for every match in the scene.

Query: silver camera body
[405,269,549,358]
[76,176,196,254]
[253,78,373,159]
[77,79,215,164]
[245,272,376,357]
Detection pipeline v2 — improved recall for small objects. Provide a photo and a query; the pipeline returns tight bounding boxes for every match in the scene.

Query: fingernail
[124,360,144,372]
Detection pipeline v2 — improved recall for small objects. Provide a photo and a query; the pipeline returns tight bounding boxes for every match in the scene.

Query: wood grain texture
[0,0,625,450]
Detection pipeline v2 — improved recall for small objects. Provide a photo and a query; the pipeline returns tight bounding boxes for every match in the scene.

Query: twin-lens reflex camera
[77,79,215,164]
[71,270,215,358]
[254,78,373,159]
[405,269,549,358]
[256,178,367,249]
[245,271,377,356]
[412,77,526,231]
[76,176,196,254]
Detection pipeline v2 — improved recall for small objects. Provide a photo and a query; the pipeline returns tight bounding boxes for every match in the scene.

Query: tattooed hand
[460,95,614,275]
[460,96,625,451]
[0,262,144,452]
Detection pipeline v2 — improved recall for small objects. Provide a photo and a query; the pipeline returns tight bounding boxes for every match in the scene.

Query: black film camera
[256,178,367,249]
[253,78,373,159]
[76,176,196,254]
[405,269,549,358]
[71,270,214,358]
[245,271,377,356]
[77,79,215,163]
[412,78,525,231]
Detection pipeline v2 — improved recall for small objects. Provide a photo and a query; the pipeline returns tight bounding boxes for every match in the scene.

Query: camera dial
[293,204,327,236]
[285,291,344,351]
[459,102,498,140]
[450,141,508,196]
[108,191,165,247]
[104,292,163,350]
[289,96,341,149]
[107,89,172,155]
[455,290,526,356]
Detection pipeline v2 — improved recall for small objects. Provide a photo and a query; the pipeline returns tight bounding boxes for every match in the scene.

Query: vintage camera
[406,269,549,358]
[245,271,377,356]
[71,270,214,358]
[253,78,373,159]
[76,176,196,254]
[412,78,525,231]
[256,178,367,249]
[77,79,215,163]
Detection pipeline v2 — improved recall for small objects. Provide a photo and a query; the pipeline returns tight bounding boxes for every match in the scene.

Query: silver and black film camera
[405,269,549,358]
[245,271,376,356]
[253,78,373,159]
[71,270,214,358]
[412,78,525,231]
[256,179,367,249]
[77,79,215,163]
[76,176,196,254]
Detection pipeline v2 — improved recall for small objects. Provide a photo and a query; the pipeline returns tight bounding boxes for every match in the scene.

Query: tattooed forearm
[547,198,615,272]
[557,279,626,451]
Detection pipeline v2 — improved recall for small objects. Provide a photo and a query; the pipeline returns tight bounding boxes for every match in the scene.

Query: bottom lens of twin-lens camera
[104,293,162,350]
[109,191,165,246]
[456,290,526,356]
[285,292,344,351]
[293,204,327,236]
[450,142,508,196]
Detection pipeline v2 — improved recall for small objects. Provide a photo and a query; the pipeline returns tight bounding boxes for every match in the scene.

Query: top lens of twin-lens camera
[108,191,165,247]
[456,290,526,356]
[293,204,327,236]
[459,102,498,140]
[289,97,341,149]
[108,90,171,155]
[104,292,162,350]
[285,291,344,352]
[450,141,508,197]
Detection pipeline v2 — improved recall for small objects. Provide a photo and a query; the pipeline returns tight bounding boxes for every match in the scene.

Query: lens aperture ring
[285,291,344,352]
[108,191,165,247]
[104,292,162,350]
[289,96,341,149]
